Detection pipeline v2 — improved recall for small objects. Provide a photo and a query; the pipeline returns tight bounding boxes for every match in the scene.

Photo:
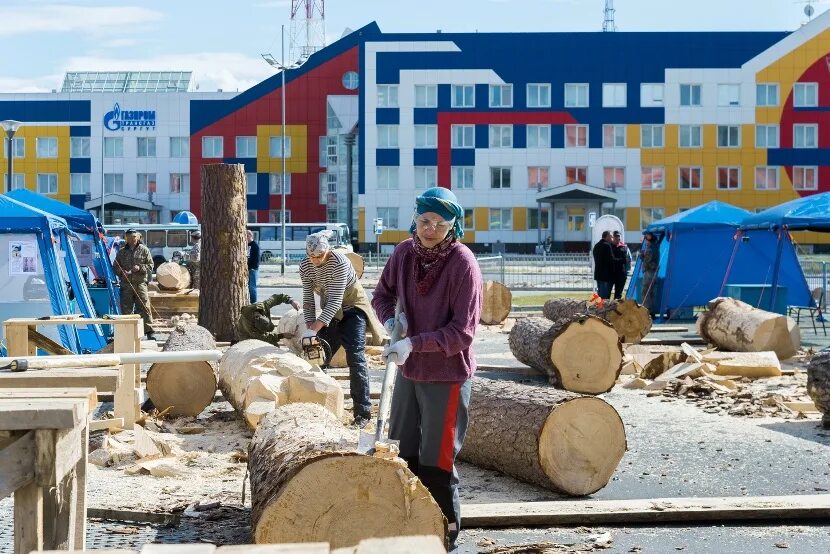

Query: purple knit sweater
[372,238,483,383]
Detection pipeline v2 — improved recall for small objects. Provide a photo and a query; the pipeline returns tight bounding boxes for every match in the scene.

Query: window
[170,173,189,194]
[414,85,437,108]
[603,125,626,148]
[527,83,551,108]
[490,167,511,189]
[37,173,58,194]
[566,207,585,232]
[641,166,665,190]
[247,210,258,224]
[680,84,701,106]
[794,83,818,107]
[268,210,291,223]
[327,209,338,223]
[528,207,550,230]
[452,167,474,189]
[451,125,475,148]
[137,173,157,194]
[489,125,513,148]
[794,124,817,148]
[202,136,222,158]
[527,166,549,189]
[245,172,257,195]
[70,137,90,158]
[565,124,588,148]
[170,137,189,158]
[489,84,513,108]
[603,167,625,190]
[36,137,57,158]
[451,85,475,108]
[489,208,512,230]
[3,137,24,158]
[754,167,779,190]
[641,124,664,148]
[679,125,702,148]
[756,125,779,148]
[104,173,123,194]
[565,166,587,184]
[717,84,740,106]
[756,83,779,107]
[377,167,399,189]
[717,125,740,148]
[717,167,741,190]
[319,173,336,205]
[269,173,292,194]
[564,83,589,107]
[792,166,817,191]
[269,136,292,157]
[640,207,665,229]
[377,126,398,148]
[414,166,437,189]
[7,173,24,190]
[640,83,664,107]
[527,125,551,148]
[414,125,437,148]
[137,137,156,157]
[236,136,257,158]
[342,71,359,90]
[679,167,703,190]
[70,173,90,194]
[602,83,627,107]
[377,85,398,108]
[463,208,475,230]
[376,208,399,229]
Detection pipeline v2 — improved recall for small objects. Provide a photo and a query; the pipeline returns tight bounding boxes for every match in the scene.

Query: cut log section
[249,403,446,547]
[807,351,830,428]
[543,298,652,344]
[480,281,512,325]
[146,324,217,417]
[696,298,801,359]
[459,377,626,496]
[702,351,782,378]
[508,316,623,394]
[155,262,191,291]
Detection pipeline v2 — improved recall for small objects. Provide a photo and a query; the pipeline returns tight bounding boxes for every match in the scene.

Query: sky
[0,0,826,94]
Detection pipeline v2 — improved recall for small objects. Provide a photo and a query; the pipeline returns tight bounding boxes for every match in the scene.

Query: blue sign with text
[103,103,156,131]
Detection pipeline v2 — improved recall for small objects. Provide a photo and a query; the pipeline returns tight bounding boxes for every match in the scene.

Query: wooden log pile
[543,297,652,344]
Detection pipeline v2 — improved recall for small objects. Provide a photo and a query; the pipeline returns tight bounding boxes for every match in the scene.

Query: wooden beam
[87,507,180,526]
[35,425,84,487]
[0,388,97,414]
[27,328,74,356]
[640,336,706,346]
[0,368,119,394]
[0,398,85,430]
[0,430,35,498]
[89,418,125,432]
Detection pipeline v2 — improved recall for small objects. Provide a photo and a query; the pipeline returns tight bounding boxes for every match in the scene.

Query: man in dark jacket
[247,230,260,302]
[592,231,617,299]
[611,231,632,300]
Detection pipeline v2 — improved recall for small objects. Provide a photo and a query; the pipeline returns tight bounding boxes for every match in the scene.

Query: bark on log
[508,316,623,394]
[807,351,830,428]
[696,297,801,359]
[543,298,652,344]
[217,340,343,428]
[480,281,512,325]
[198,163,249,341]
[249,403,446,547]
[155,262,191,291]
[146,324,217,417]
[459,377,626,496]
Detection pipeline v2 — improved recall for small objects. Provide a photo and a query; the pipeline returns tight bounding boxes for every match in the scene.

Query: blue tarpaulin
[741,192,830,231]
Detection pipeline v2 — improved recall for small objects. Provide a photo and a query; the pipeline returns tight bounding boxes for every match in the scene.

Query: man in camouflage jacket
[115,229,156,339]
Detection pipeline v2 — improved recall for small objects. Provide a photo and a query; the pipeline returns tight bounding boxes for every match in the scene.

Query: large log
[249,403,446,547]
[543,298,652,344]
[217,340,343,428]
[460,378,626,496]
[508,316,623,394]
[807,351,830,428]
[480,281,512,325]
[146,324,217,416]
[155,262,191,291]
[696,297,801,359]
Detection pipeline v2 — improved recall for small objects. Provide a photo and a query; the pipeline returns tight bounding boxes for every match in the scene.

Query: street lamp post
[2,120,22,193]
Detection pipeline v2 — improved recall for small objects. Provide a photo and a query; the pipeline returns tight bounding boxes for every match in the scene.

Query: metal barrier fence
[801,260,829,306]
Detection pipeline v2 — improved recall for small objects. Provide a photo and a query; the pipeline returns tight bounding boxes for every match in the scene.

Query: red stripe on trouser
[437,383,461,472]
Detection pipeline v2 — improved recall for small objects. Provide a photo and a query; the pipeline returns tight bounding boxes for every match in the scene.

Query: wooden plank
[475,364,543,377]
[640,336,706,346]
[14,480,44,554]
[461,494,830,527]
[0,388,97,414]
[0,368,119,394]
[89,418,125,432]
[217,546,329,554]
[0,399,85,430]
[114,316,141,425]
[28,327,74,356]
[74,424,89,549]
[35,425,85,487]
[5,316,140,326]
[650,325,692,333]
[0,430,35,498]
[140,545,216,554]
[5,323,33,357]
[87,507,180,526]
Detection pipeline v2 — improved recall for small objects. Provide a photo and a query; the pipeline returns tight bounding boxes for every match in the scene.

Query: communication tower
[290,0,326,63]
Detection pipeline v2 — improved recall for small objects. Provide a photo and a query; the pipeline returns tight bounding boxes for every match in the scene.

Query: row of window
[377,82,809,109]
[4,172,193,195]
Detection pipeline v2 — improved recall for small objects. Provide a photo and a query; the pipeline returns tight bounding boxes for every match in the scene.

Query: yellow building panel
[474,207,489,232]
[626,207,640,230]
[256,124,308,174]
[358,207,365,243]
[459,231,475,244]
[513,207,527,231]
[379,230,409,244]
[627,124,640,149]
[702,125,716,149]
[664,124,679,151]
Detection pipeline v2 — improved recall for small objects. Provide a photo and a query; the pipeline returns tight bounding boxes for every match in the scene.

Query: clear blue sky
[0,0,824,93]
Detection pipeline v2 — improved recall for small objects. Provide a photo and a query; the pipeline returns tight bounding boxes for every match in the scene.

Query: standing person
[186,230,201,289]
[237,292,301,346]
[592,230,617,299]
[247,230,260,303]
[300,231,383,427]
[641,231,660,315]
[372,186,483,548]
[611,231,632,300]
[114,229,155,340]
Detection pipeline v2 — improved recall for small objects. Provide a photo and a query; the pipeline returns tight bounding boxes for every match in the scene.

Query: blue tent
[0,196,105,353]
[741,192,830,231]
[6,189,120,315]
[626,201,809,319]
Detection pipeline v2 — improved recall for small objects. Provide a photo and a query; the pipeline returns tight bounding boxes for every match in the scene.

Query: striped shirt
[300,250,357,326]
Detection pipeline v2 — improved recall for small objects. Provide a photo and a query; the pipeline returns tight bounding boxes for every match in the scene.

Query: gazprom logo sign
[103,103,156,131]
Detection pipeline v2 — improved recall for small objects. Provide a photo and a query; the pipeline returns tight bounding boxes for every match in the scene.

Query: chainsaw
[301,336,331,367]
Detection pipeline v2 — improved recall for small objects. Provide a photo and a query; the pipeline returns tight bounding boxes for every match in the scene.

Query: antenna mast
[603,0,616,32]
[290,0,326,62]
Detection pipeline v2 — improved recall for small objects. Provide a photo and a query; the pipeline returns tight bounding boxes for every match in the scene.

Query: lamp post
[2,120,22,193]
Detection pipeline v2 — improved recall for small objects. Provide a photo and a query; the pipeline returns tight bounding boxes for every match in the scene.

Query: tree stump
[807,351,830,428]
[459,377,626,495]
[198,163,249,341]
[508,316,622,394]
[696,297,801,359]
[155,262,191,291]
[480,281,512,325]
[543,298,652,344]
[146,324,217,416]
[249,403,446,547]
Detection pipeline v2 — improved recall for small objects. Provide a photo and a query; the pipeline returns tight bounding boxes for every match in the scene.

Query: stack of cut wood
[626,342,783,381]
[543,297,652,344]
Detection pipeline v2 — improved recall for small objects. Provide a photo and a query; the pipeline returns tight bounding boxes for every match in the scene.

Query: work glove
[382,337,413,365]
[302,328,317,339]
[383,312,408,338]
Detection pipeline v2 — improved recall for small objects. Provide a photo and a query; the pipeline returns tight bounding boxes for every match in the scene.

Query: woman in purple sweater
[372,186,483,547]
